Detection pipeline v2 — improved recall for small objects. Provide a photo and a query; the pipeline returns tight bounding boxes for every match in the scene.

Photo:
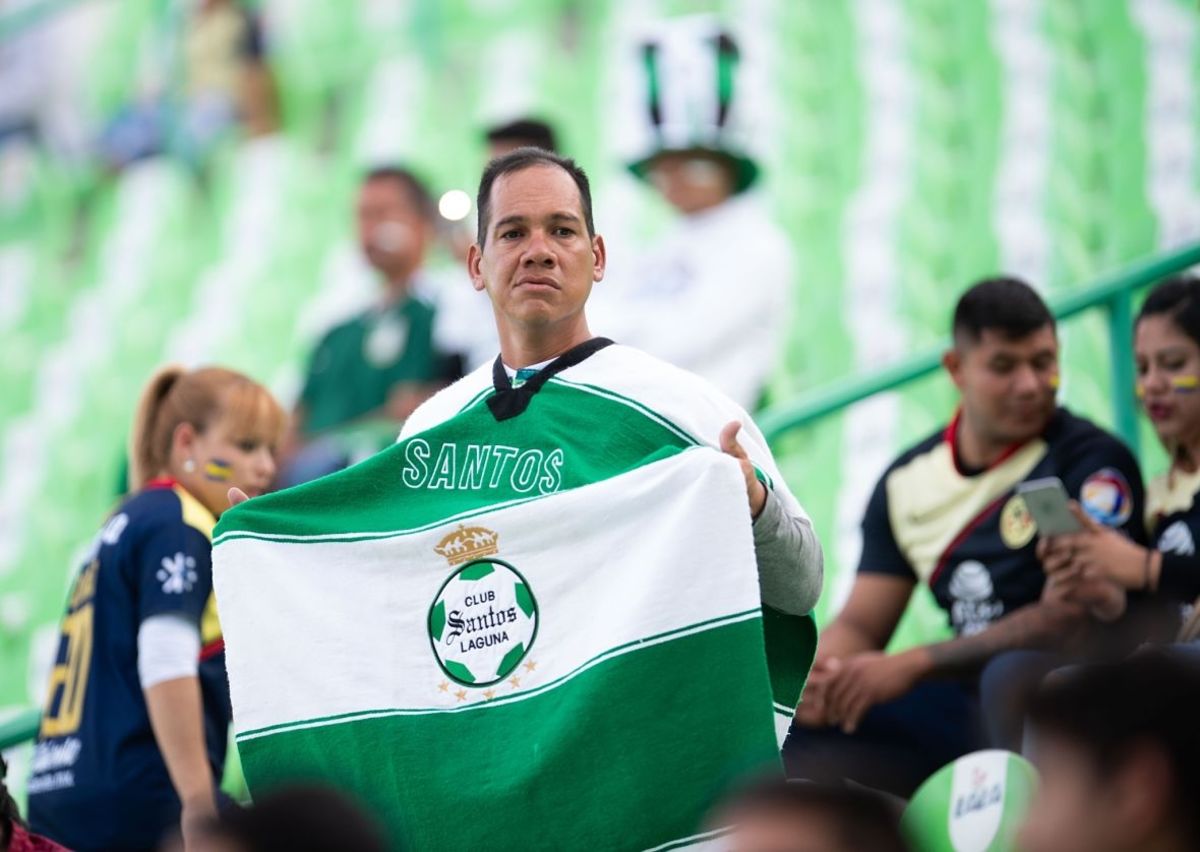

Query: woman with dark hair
[1042,276,1200,613]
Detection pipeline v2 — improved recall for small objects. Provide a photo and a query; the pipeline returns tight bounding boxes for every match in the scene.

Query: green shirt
[300,296,443,435]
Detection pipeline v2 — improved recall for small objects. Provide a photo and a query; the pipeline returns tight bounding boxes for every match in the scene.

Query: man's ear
[943,347,965,392]
[591,234,606,282]
[467,242,486,293]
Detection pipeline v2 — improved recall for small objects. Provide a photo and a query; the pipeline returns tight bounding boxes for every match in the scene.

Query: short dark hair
[475,147,594,246]
[1028,651,1200,848]
[720,779,907,852]
[362,165,436,220]
[1136,275,1200,349]
[953,276,1055,346]
[202,784,389,852]
[485,118,557,153]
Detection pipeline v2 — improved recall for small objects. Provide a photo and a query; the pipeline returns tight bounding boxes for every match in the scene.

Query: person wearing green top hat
[589,17,794,411]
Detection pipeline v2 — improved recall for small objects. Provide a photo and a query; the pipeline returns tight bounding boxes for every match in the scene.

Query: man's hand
[228,488,249,507]
[793,657,839,727]
[822,649,928,734]
[720,421,767,519]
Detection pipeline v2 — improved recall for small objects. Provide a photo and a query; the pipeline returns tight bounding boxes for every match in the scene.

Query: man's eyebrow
[492,214,528,231]
[492,212,583,232]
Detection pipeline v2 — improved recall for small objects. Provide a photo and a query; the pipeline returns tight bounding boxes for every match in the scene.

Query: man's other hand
[720,421,767,519]
[823,650,927,734]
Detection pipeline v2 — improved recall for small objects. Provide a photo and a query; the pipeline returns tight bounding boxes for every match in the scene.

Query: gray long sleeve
[752,489,824,616]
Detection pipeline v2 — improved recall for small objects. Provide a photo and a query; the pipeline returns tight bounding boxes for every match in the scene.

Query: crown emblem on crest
[434,525,500,566]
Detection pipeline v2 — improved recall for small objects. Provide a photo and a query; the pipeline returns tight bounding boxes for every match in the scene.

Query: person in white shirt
[589,21,794,411]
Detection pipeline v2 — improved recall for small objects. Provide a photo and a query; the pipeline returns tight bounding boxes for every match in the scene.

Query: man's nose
[521,231,555,266]
[1013,364,1042,394]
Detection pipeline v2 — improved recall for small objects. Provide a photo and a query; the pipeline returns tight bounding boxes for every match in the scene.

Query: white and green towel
[214,348,815,850]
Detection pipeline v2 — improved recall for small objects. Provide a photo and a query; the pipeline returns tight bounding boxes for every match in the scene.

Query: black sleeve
[1157,551,1200,602]
[857,469,917,581]
[1060,433,1147,544]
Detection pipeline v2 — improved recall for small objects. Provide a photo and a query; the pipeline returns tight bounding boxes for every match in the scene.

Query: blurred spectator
[178,0,269,162]
[590,20,792,410]
[787,278,1145,795]
[99,0,272,171]
[1042,276,1200,628]
[281,167,456,485]
[196,785,389,852]
[1018,651,1200,852]
[712,778,908,852]
[26,367,285,852]
[1,756,67,852]
[485,117,558,158]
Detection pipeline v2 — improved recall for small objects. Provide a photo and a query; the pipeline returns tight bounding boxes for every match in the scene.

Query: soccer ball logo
[428,559,538,686]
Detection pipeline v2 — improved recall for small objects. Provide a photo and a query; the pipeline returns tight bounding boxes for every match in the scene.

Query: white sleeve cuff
[137,614,201,689]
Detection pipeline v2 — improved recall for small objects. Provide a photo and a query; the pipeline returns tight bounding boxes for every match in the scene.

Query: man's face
[945,325,1059,446]
[356,178,431,280]
[469,164,605,331]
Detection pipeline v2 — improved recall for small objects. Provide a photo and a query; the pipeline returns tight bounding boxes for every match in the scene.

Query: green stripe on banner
[762,605,817,711]
[238,619,782,851]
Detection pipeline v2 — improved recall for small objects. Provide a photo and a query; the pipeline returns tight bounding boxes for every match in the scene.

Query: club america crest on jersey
[428,525,539,690]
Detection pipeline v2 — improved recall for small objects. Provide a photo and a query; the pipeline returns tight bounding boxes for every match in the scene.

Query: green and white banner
[214,391,811,849]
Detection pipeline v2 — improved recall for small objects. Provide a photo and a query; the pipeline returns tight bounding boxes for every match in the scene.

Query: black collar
[488,337,614,421]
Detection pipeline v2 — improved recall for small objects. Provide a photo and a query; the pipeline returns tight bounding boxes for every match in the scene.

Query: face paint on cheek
[203,458,234,482]
[1048,373,1060,390]
[1171,375,1200,394]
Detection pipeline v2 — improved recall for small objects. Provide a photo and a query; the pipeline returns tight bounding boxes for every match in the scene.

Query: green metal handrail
[0,708,40,752]
[760,241,1200,454]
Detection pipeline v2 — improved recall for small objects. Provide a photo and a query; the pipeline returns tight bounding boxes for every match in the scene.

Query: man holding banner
[214,148,822,850]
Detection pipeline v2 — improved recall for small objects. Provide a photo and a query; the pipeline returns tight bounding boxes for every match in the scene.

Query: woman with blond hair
[27,366,285,852]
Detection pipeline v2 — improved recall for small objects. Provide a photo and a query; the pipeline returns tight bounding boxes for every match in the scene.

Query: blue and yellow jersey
[859,408,1145,636]
[27,479,229,852]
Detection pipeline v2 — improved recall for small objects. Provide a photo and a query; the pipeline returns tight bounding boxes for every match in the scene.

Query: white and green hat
[627,16,760,194]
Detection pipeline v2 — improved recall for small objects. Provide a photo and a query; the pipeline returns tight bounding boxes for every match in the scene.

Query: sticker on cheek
[204,459,233,482]
[1171,375,1200,394]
